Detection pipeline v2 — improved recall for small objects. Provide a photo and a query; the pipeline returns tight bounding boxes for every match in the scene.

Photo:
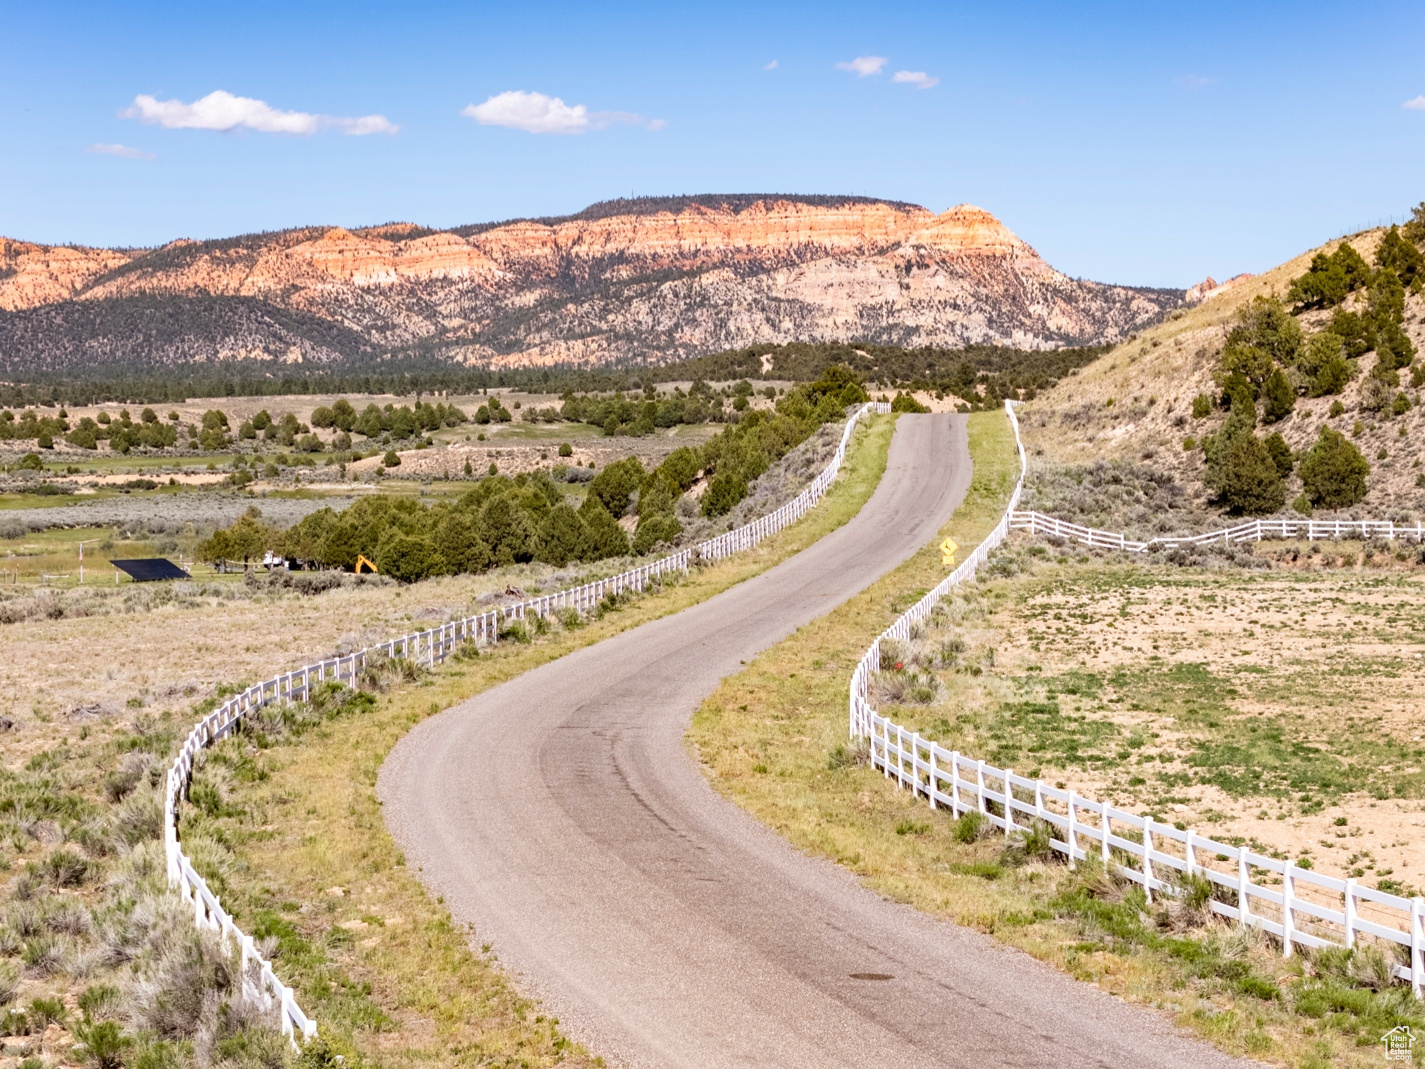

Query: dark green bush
[375,533,445,583]
[589,456,644,517]
[1263,432,1294,477]
[1299,427,1369,509]
[1204,416,1285,515]
[579,497,629,560]
[1260,366,1294,423]
[702,471,748,518]
[1286,241,1371,309]
[1376,225,1423,286]
[890,391,930,413]
[538,503,588,567]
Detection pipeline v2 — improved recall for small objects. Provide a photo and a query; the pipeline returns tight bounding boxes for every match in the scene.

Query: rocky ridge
[0,196,1183,374]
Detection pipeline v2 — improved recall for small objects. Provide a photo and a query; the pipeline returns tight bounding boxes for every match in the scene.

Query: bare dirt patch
[878,541,1425,898]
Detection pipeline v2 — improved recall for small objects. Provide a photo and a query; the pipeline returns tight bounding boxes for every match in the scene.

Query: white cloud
[893,70,939,90]
[764,59,778,70]
[121,90,397,135]
[835,56,887,77]
[462,90,660,134]
[1404,95,1425,111]
[86,142,155,159]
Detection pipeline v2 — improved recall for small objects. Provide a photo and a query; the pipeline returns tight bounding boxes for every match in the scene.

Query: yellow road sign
[941,537,958,566]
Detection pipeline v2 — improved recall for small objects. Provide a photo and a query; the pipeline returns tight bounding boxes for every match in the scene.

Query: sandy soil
[953,551,1425,897]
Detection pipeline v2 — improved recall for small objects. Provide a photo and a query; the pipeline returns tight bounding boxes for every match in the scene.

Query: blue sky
[2,0,1423,287]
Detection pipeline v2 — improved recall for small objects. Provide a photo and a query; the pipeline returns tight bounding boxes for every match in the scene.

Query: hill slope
[0,196,1180,376]
[1021,220,1425,525]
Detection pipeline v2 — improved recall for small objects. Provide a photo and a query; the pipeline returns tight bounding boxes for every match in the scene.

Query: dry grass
[690,409,1424,1069]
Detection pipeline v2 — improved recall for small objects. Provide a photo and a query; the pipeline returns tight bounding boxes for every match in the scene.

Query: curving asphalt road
[380,415,1252,1069]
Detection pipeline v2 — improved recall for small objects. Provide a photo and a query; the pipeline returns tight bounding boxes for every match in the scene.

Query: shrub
[952,810,989,843]
[701,470,748,517]
[27,996,65,1029]
[1286,241,1371,309]
[1329,399,1345,417]
[1299,427,1369,509]
[383,450,400,468]
[75,1020,133,1069]
[579,498,630,560]
[479,494,537,565]
[1260,366,1294,423]
[1263,432,1294,477]
[78,984,120,1021]
[558,441,572,457]
[44,848,91,887]
[375,534,445,583]
[538,503,588,567]
[1190,394,1212,419]
[890,391,930,413]
[432,512,491,574]
[589,456,644,517]
[1204,423,1285,515]
[18,452,43,470]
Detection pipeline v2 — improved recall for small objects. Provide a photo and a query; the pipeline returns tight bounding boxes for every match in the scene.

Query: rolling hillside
[1020,214,1425,525]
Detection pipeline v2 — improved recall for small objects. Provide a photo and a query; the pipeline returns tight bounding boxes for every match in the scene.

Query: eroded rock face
[0,197,1182,371]
[0,239,134,311]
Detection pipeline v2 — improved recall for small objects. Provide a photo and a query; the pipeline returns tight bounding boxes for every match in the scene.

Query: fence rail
[165,402,890,1042]
[1009,510,1425,552]
[848,402,1425,997]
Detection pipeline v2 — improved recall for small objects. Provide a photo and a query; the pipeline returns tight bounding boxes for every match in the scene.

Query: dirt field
[873,539,1425,897]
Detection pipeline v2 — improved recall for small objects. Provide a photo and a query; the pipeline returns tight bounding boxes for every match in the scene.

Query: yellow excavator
[355,554,379,574]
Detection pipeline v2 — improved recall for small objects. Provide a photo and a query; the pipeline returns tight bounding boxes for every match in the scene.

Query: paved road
[380,415,1252,1069]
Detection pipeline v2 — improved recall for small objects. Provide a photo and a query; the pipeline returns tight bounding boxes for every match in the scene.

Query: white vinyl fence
[165,402,890,1042]
[1010,511,1425,552]
[848,401,1425,997]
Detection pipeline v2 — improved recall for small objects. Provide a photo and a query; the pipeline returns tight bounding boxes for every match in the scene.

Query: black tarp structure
[111,558,191,582]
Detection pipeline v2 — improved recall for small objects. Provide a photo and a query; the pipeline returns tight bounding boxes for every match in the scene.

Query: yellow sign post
[940,537,958,567]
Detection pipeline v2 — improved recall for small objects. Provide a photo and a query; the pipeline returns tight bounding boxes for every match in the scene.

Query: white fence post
[1283,862,1295,958]
[1412,899,1423,998]
[1003,769,1014,836]
[1142,815,1153,903]
[1238,853,1251,927]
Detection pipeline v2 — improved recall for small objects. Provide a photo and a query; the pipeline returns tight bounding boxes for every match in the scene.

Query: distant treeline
[198,368,870,582]
[0,340,1105,409]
